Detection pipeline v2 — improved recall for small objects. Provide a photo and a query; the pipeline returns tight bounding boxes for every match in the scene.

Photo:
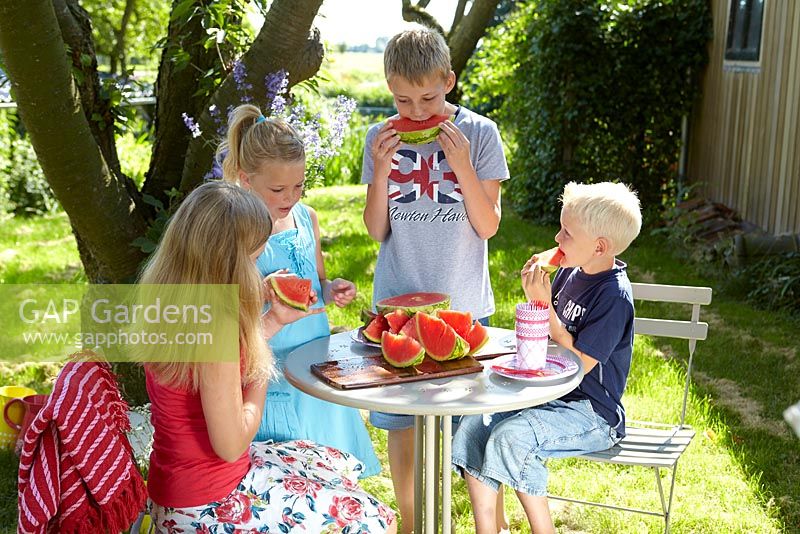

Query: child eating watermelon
[361,27,510,533]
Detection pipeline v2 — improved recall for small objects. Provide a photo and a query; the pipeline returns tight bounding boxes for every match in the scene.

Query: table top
[283,327,584,417]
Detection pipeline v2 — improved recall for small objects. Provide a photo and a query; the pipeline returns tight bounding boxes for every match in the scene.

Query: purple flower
[182,112,202,138]
[208,104,224,135]
[232,59,253,101]
[271,95,287,116]
[328,96,357,149]
[265,69,288,103]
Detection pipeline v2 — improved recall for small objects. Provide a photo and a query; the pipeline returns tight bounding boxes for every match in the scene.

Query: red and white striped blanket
[17,358,146,533]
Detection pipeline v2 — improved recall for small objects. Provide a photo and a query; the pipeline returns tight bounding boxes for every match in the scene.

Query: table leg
[414,416,424,534]
[442,416,452,534]
[433,416,440,533]
[424,414,436,533]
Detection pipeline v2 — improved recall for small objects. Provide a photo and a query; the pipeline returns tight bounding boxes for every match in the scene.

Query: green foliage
[131,188,184,254]
[0,131,60,216]
[463,0,712,222]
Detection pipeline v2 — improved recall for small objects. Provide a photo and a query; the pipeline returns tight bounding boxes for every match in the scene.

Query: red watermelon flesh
[381,330,425,368]
[269,273,312,311]
[399,317,419,341]
[465,320,490,355]
[535,247,565,274]
[363,314,389,343]
[392,115,450,132]
[385,309,411,334]
[435,310,473,339]
[376,292,450,315]
[414,312,469,361]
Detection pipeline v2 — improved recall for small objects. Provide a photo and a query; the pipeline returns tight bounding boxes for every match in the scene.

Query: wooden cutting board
[311,353,484,390]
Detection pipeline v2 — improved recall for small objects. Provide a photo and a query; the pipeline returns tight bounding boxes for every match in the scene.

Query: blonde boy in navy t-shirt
[452,181,642,533]
[362,27,509,534]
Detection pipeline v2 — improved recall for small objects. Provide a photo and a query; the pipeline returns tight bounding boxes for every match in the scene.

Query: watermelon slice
[535,247,565,274]
[381,330,425,368]
[377,292,450,315]
[268,273,312,311]
[385,309,411,334]
[399,317,419,341]
[391,114,452,145]
[435,310,473,339]
[414,312,469,361]
[465,320,490,355]
[363,314,389,343]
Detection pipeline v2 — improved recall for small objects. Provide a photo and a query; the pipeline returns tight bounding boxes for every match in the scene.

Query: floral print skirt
[149,440,395,533]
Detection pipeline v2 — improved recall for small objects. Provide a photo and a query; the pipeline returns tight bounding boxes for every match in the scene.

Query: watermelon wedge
[535,247,565,274]
[399,317,419,341]
[414,312,469,361]
[391,114,452,145]
[465,320,490,355]
[377,292,450,315]
[363,314,390,343]
[435,310,473,339]
[268,273,312,311]
[381,330,425,368]
[360,308,377,326]
[385,309,411,334]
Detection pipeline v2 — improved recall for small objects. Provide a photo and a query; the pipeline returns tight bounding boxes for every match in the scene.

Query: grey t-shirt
[361,106,510,318]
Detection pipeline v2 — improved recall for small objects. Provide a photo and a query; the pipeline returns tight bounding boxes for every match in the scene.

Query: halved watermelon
[399,317,419,341]
[385,309,411,334]
[363,314,389,343]
[269,273,312,311]
[536,247,565,274]
[392,114,451,145]
[381,330,425,368]
[414,312,468,361]
[435,310,473,339]
[377,292,450,315]
[465,320,489,355]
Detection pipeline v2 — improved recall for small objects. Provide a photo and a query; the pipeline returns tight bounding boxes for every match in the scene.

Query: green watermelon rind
[376,292,450,315]
[269,274,311,311]
[397,126,442,145]
[381,331,425,368]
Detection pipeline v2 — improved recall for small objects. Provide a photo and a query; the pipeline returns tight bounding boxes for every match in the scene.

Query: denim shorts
[369,316,490,431]
[450,399,618,496]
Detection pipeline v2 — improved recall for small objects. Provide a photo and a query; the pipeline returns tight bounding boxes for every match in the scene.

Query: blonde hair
[139,181,272,391]
[384,27,451,84]
[561,181,642,255]
[216,104,304,183]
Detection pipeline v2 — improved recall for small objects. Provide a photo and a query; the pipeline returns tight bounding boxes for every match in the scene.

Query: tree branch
[450,0,469,32]
[401,0,446,35]
[448,0,501,77]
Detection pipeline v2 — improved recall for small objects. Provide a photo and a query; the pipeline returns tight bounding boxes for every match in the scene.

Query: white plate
[499,333,516,348]
[490,354,579,384]
[350,327,381,348]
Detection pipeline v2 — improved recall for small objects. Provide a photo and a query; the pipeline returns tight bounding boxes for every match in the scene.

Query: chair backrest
[630,283,712,427]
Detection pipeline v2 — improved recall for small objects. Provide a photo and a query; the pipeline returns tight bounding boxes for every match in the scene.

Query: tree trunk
[0,0,148,283]
[144,0,225,205]
[179,0,325,192]
[110,0,136,75]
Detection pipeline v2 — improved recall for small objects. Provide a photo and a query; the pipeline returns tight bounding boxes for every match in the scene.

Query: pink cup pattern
[515,302,549,370]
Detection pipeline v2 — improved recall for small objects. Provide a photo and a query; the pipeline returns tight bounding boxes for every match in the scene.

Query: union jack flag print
[388,149,463,204]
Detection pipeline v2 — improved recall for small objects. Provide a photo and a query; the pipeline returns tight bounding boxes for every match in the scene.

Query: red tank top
[145,367,250,508]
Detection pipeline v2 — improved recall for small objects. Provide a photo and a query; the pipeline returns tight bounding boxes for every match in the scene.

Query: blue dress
[254,203,380,477]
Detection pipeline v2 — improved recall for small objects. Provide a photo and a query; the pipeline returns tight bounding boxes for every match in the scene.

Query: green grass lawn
[0,186,798,532]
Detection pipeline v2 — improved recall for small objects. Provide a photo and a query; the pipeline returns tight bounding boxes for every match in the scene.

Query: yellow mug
[0,386,37,449]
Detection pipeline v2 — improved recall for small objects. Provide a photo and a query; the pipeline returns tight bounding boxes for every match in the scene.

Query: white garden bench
[548,282,712,534]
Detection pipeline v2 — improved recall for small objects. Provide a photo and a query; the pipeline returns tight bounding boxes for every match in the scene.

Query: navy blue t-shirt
[552,260,634,437]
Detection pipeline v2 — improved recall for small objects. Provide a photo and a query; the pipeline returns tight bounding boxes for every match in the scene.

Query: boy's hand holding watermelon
[521,247,564,304]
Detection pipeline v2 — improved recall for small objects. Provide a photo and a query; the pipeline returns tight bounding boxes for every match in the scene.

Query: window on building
[725,0,765,61]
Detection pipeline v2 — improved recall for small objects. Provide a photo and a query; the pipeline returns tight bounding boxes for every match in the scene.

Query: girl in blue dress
[217,103,380,477]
